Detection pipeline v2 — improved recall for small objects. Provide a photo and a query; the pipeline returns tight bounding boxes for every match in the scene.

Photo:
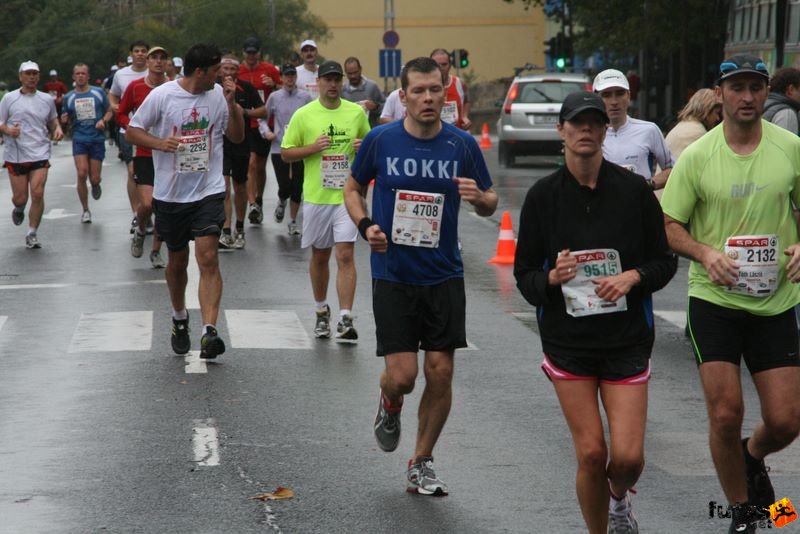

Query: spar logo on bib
[575,251,608,263]
[182,107,210,135]
[728,237,773,247]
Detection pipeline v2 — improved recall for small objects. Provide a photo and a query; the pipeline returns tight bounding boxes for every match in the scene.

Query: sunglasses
[720,61,768,75]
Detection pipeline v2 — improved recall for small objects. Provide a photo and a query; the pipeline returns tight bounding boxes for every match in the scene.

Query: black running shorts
[133,156,154,186]
[687,296,800,373]
[4,160,50,176]
[372,278,467,357]
[223,149,249,184]
[248,127,270,156]
[542,347,651,384]
[153,193,225,251]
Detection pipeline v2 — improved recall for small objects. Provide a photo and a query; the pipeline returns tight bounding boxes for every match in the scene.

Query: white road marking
[654,310,686,329]
[185,350,207,374]
[192,419,220,466]
[42,208,75,219]
[68,311,153,353]
[463,340,479,351]
[0,283,70,290]
[0,316,6,331]
[186,241,200,310]
[225,309,312,349]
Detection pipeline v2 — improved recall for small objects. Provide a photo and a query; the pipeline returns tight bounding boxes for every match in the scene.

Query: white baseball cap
[173,57,183,68]
[592,69,630,92]
[300,39,317,50]
[19,61,40,73]
[49,69,57,76]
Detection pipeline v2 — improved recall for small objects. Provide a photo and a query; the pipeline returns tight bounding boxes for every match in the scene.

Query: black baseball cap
[243,37,261,53]
[559,91,609,123]
[281,63,297,75]
[718,54,769,83]
[318,60,343,78]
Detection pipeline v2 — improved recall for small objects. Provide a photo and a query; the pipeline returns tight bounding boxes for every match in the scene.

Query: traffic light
[543,37,556,59]
[451,49,469,69]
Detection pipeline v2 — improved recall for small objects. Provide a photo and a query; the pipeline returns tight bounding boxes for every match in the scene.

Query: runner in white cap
[0,61,64,248]
[593,68,674,190]
[296,39,320,99]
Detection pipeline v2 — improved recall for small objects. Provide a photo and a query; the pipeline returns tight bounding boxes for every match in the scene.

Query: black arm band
[358,217,373,241]
[635,267,647,288]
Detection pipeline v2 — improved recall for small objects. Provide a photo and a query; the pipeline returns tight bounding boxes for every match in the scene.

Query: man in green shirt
[281,60,370,341]
[662,55,800,533]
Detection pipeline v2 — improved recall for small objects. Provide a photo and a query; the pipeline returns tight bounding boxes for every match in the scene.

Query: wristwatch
[646,179,656,190]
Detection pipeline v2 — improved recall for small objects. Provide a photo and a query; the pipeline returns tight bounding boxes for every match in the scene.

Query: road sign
[379,48,402,78]
[382,30,400,49]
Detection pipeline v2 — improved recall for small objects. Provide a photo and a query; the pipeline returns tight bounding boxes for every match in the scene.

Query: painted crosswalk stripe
[654,310,686,329]
[192,419,220,466]
[185,350,207,374]
[225,309,313,349]
[68,311,153,353]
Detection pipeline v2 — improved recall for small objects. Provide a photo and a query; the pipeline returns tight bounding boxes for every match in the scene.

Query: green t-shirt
[661,121,800,315]
[281,98,370,205]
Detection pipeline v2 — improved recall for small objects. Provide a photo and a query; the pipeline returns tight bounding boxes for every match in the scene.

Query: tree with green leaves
[0,0,328,87]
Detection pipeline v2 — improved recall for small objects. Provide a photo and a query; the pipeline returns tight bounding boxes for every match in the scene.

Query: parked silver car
[497,72,590,167]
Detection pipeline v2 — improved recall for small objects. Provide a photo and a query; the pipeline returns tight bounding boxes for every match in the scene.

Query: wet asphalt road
[1,140,799,533]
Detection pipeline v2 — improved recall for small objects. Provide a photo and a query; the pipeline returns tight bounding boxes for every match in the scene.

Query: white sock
[315,301,328,312]
[172,309,188,320]
[340,309,351,317]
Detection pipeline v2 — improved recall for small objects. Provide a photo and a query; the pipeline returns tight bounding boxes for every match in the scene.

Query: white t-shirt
[296,65,319,99]
[0,89,57,163]
[380,88,406,121]
[129,80,229,203]
[602,116,674,178]
[109,66,148,98]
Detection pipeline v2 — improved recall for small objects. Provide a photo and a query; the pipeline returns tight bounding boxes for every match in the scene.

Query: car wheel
[499,143,515,168]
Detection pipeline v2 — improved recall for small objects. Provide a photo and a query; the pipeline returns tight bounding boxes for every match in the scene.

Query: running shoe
[248,203,263,224]
[171,316,190,355]
[288,221,300,235]
[729,503,759,533]
[25,233,41,249]
[608,491,638,533]
[129,216,137,234]
[314,305,331,338]
[12,207,24,226]
[81,210,92,223]
[150,250,166,269]
[233,231,246,250]
[407,456,448,496]
[374,390,402,452]
[131,231,145,258]
[218,232,235,249]
[91,183,102,200]
[199,326,226,359]
[274,199,287,223]
[742,438,775,509]
[335,314,358,342]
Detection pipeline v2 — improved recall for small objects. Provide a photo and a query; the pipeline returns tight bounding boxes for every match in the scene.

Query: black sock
[256,196,263,206]
[235,221,244,232]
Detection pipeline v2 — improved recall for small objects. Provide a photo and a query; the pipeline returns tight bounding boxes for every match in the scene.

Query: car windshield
[516,81,586,104]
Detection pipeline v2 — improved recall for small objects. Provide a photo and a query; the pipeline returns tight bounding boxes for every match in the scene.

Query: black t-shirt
[224,78,263,154]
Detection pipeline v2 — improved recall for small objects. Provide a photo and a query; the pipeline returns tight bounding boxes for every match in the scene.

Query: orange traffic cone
[488,210,516,264]
[479,122,492,149]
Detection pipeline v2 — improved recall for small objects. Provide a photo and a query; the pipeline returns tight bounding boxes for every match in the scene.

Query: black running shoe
[91,183,102,200]
[200,326,226,359]
[729,503,760,533]
[171,316,191,355]
[12,207,24,226]
[374,390,402,452]
[742,438,775,509]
